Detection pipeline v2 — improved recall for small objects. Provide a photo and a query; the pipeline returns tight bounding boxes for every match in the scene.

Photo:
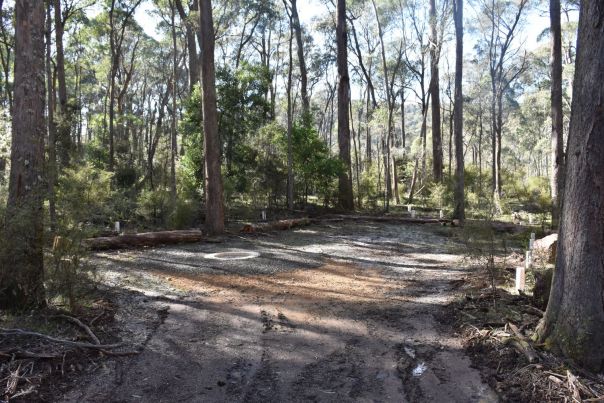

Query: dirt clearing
[60,221,497,402]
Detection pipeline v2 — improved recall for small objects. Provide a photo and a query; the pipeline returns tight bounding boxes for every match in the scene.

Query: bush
[56,163,118,229]
[45,233,95,312]
[136,188,172,227]
[169,198,200,229]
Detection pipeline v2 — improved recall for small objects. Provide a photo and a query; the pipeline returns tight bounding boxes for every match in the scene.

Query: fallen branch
[0,349,61,359]
[8,386,36,400]
[241,218,311,233]
[53,314,100,345]
[506,322,539,363]
[0,328,124,350]
[315,214,451,225]
[84,229,203,251]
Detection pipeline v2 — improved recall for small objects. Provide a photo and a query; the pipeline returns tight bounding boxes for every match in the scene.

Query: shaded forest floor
[4,220,603,401]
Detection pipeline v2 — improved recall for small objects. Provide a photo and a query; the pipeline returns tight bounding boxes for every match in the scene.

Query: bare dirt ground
[60,221,498,402]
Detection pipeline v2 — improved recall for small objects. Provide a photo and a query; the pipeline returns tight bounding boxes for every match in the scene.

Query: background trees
[0,0,578,223]
[0,0,584,305]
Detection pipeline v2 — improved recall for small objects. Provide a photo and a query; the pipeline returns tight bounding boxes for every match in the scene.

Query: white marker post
[261,210,267,221]
[439,209,444,219]
[525,250,533,269]
[114,221,121,234]
[515,266,526,292]
[411,210,417,219]
[529,232,536,250]
[408,204,413,212]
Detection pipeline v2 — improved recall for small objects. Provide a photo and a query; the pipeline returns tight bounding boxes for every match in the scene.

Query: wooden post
[515,266,526,292]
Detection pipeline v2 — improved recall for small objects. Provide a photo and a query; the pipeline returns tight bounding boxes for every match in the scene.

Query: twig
[89,311,105,326]
[5,363,21,397]
[99,348,141,356]
[0,328,123,350]
[0,349,61,359]
[506,322,539,363]
[54,314,101,345]
[9,385,36,400]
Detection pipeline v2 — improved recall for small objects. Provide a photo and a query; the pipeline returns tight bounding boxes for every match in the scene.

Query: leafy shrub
[56,163,117,229]
[169,198,200,229]
[136,188,172,226]
[45,233,95,312]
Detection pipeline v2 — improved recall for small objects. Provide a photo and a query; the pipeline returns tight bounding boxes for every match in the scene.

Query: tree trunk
[199,0,224,235]
[336,0,353,210]
[286,19,294,210]
[366,82,372,166]
[550,0,565,229]
[170,1,178,208]
[54,0,71,166]
[429,0,443,183]
[453,0,464,222]
[108,1,117,171]
[400,88,406,148]
[174,0,198,93]
[350,99,362,208]
[407,157,419,203]
[0,0,46,309]
[288,0,309,119]
[46,1,57,234]
[371,0,395,209]
[537,0,604,372]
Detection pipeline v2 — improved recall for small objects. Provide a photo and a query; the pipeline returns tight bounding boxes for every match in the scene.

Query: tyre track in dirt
[61,222,498,402]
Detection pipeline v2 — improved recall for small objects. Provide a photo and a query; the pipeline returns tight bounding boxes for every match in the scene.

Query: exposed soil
[55,221,498,402]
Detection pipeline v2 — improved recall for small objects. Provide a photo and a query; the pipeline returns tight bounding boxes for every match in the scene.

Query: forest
[0,0,603,401]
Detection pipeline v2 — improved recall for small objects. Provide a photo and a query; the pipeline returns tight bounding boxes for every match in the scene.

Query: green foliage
[459,200,508,302]
[427,181,451,210]
[181,63,272,201]
[45,235,95,312]
[169,198,200,229]
[56,163,119,229]
[180,86,204,198]
[503,173,551,214]
[250,122,288,207]
[358,164,382,209]
[136,188,172,226]
[287,123,343,205]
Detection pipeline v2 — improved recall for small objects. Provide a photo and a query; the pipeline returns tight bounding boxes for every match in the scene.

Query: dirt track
[61,221,498,402]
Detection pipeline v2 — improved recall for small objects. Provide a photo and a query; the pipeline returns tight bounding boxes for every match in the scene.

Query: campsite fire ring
[204,251,260,260]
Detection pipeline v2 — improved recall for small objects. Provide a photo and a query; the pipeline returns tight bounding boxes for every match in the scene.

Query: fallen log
[241,218,311,233]
[315,214,452,225]
[84,229,203,251]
